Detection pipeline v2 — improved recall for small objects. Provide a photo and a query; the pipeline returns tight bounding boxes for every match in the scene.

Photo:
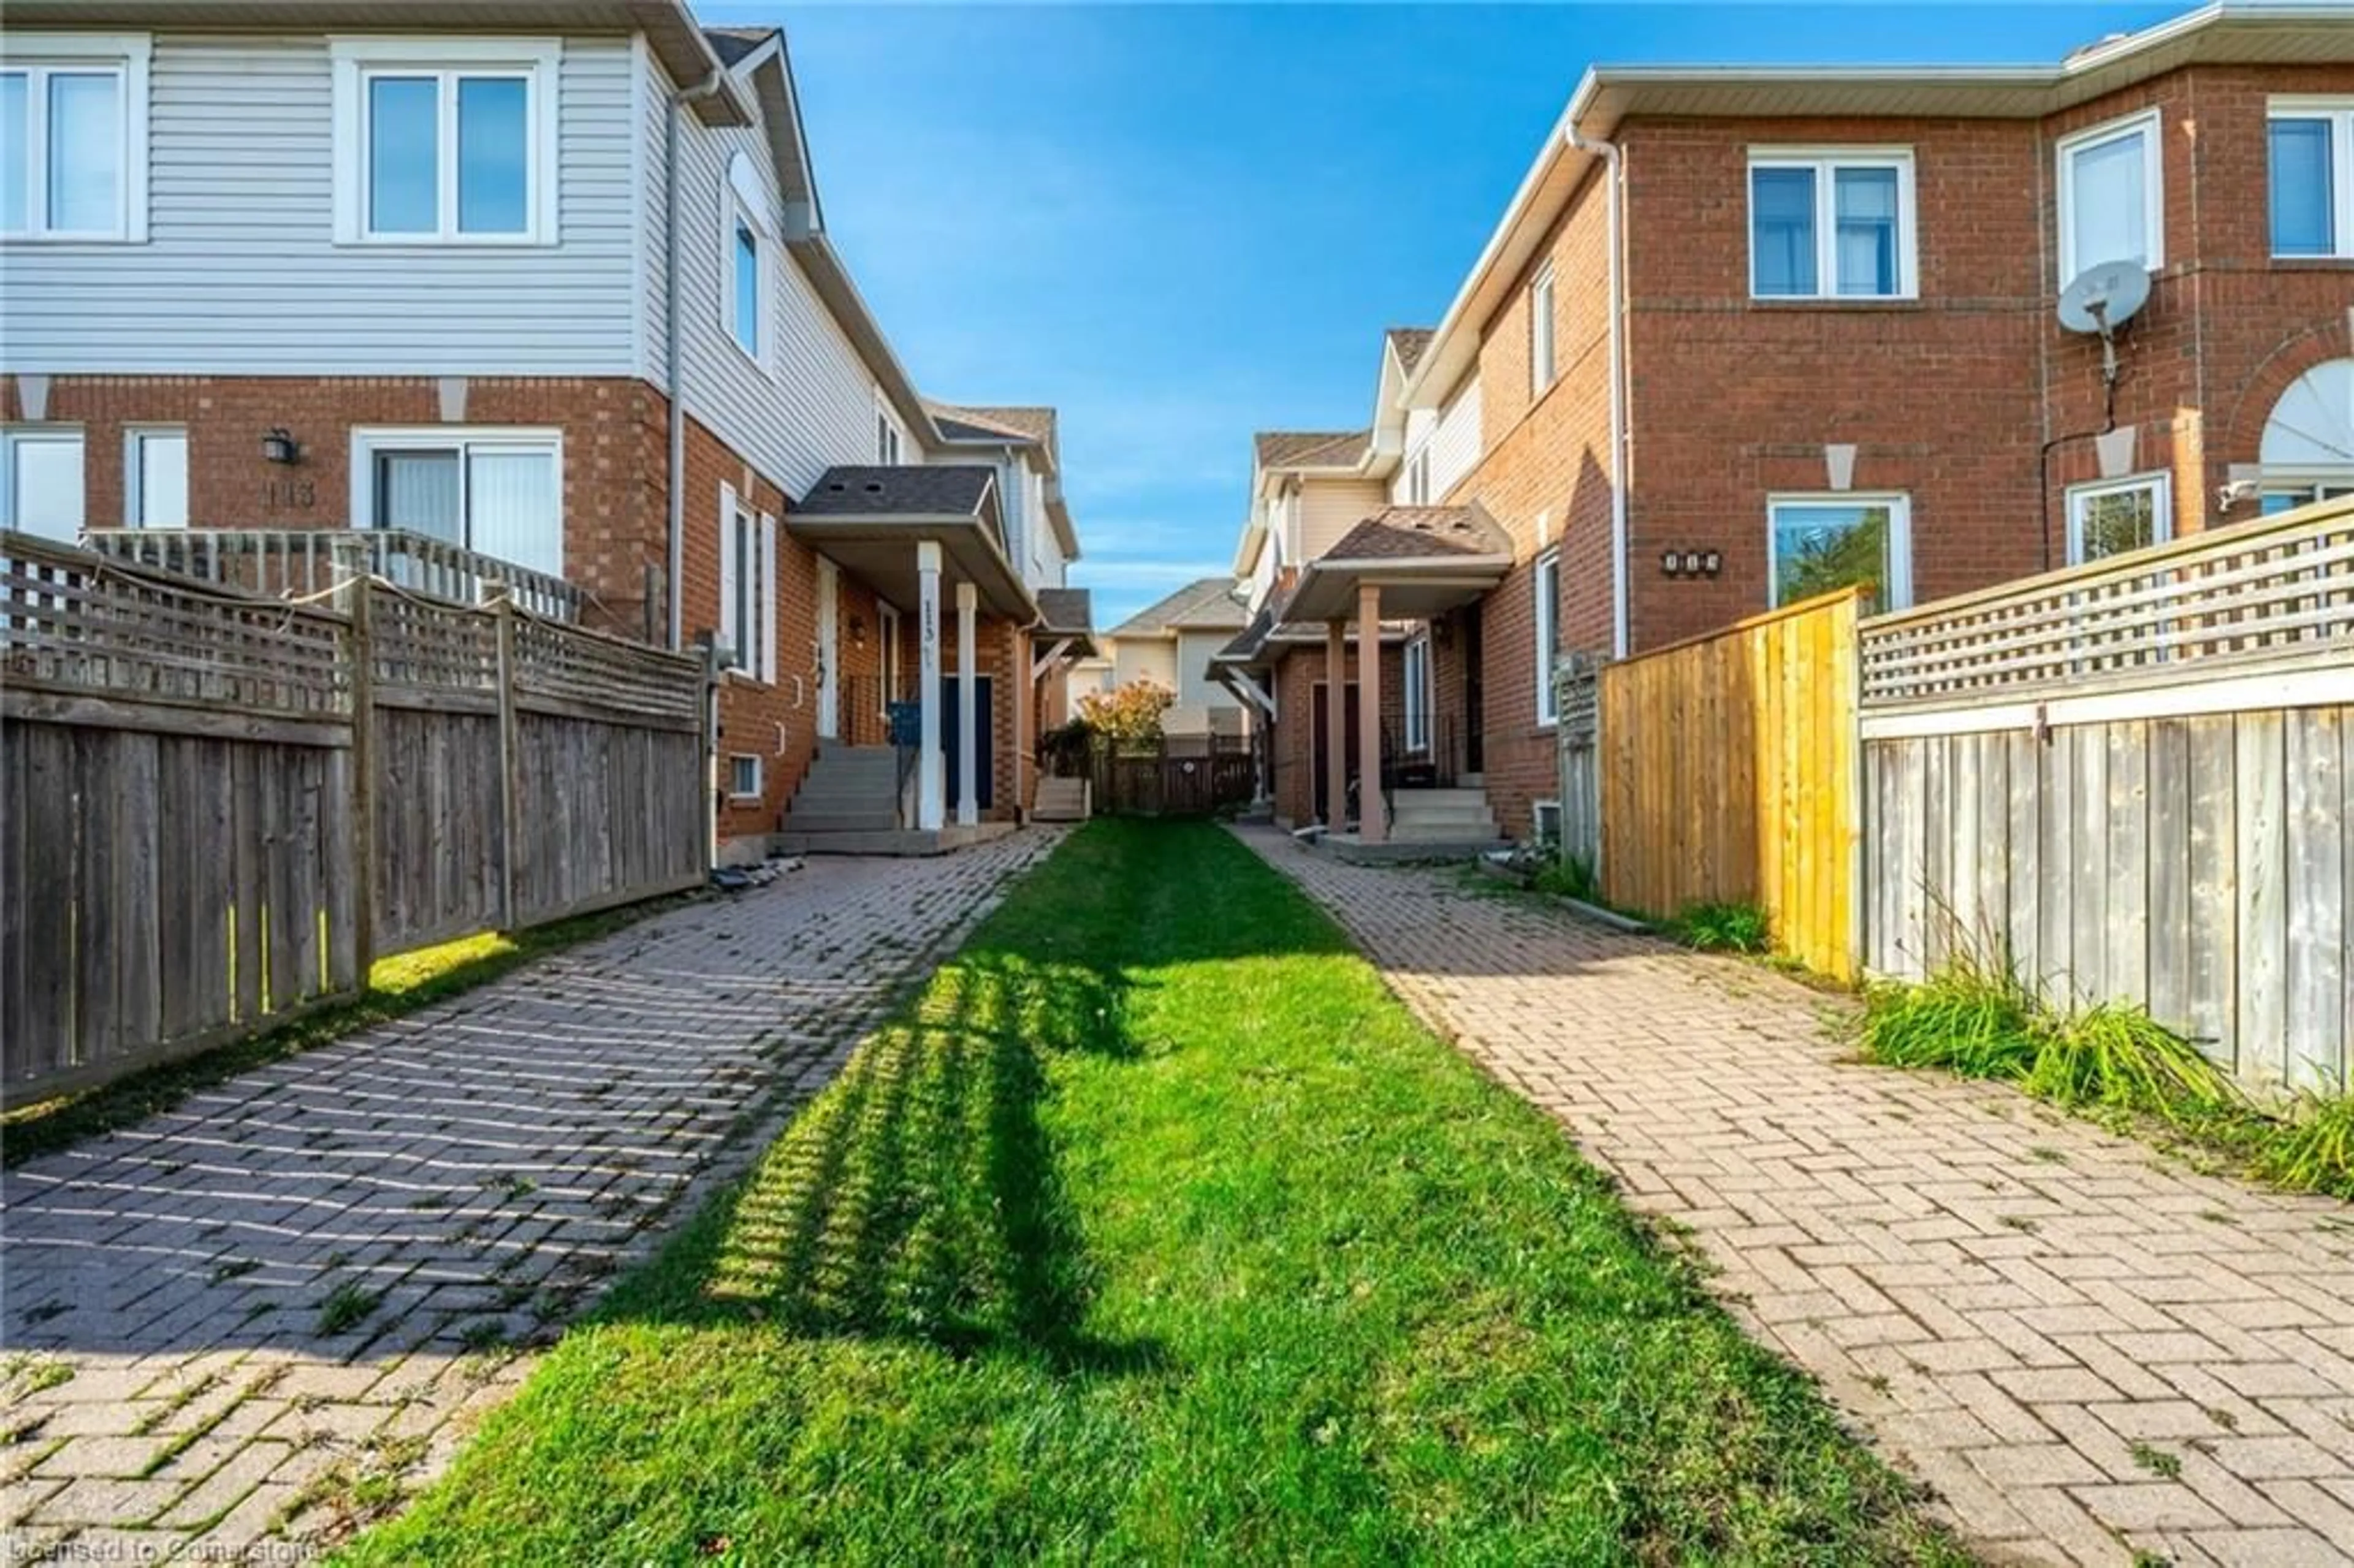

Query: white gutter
[1567,122,1630,660]
[664,65,726,650]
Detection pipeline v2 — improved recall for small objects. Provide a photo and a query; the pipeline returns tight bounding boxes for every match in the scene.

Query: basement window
[729,754,763,801]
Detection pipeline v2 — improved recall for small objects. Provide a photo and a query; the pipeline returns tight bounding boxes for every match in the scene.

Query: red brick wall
[1268,639,1405,829]
[2,374,668,641]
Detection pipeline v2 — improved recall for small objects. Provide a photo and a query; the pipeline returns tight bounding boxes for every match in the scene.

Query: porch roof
[788,465,1035,622]
[1034,587,1098,658]
[1283,505,1514,622]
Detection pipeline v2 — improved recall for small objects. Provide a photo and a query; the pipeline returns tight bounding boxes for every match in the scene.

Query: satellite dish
[2057,262,2151,335]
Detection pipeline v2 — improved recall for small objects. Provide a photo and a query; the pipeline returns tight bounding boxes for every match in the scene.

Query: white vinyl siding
[125,425,187,527]
[640,51,912,501]
[1428,376,1482,498]
[2057,109,2163,280]
[2,426,85,541]
[1296,478,1388,562]
[0,32,636,373]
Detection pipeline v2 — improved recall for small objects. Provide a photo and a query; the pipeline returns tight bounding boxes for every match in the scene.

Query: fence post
[493,599,522,929]
[348,575,378,987]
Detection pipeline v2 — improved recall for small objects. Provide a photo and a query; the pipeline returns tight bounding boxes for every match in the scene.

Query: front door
[939,674,995,810]
[1309,680,1362,825]
[816,557,840,739]
[1461,604,1485,775]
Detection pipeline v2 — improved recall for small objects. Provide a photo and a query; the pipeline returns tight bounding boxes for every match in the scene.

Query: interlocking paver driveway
[1238,826,2354,1568]
[1,830,1061,1560]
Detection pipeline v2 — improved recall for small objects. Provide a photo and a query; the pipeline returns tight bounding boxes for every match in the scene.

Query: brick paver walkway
[1238,827,2354,1568]
[1,831,1061,1562]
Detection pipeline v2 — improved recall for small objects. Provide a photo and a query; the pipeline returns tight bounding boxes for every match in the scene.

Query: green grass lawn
[345,821,1963,1566]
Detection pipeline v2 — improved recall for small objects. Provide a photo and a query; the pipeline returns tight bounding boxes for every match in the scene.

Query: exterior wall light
[262,428,302,465]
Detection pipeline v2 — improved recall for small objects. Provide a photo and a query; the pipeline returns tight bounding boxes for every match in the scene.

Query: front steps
[1320,785,1507,864]
[1032,776,1089,823]
[779,742,904,851]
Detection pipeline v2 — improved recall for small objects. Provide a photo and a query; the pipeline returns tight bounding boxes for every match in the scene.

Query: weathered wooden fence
[1577,589,1864,980]
[1089,737,1256,817]
[1,531,711,1102]
[1861,498,2354,1091]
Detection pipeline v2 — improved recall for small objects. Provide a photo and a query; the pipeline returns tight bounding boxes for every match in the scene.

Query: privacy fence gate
[1559,495,2353,1092]
[1,531,714,1103]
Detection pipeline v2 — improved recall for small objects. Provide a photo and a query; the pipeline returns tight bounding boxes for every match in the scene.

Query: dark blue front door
[938,674,995,810]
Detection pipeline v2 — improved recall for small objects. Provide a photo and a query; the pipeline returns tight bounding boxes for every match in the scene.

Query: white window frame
[1746,147,1918,301]
[123,424,187,528]
[1529,263,1557,396]
[1,425,86,539]
[2065,472,2173,565]
[1402,633,1430,752]
[2055,108,2165,280]
[715,481,777,684]
[349,426,565,573]
[1534,549,1561,727]
[1404,446,1431,506]
[329,37,559,246]
[2266,97,2354,261]
[1532,799,1563,847]
[722,153,775,369]
[875,399,903,465]
[0,33,152,243]
[1766,492,1914,612]
[727,753,763,802]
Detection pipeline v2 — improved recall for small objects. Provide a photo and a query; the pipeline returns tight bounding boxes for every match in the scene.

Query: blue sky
[701,1,2185,627]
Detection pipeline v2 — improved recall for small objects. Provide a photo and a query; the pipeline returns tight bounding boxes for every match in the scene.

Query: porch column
[1357,582,1385,845]
[1324,618,1347,829]
[956,580,980,827]
[917,541,945,832]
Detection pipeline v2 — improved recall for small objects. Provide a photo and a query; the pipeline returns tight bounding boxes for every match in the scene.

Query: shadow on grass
[630,939,1164,1378]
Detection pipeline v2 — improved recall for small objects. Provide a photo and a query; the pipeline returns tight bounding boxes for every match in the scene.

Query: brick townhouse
[0,2,1088,862]
[1222,1,2354,844]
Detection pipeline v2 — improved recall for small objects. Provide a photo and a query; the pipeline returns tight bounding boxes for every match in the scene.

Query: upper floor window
[2268,99,2353,259]
[2057,110,2162,279]
[1404,447,1430,506]
[1,425,84,541]
[1748,150,1916,299]
[2065,473,2171,565]
[1528,264,1557,395]
[1768,494,1912,611]
[722,153,773,366]
[330,39,557,245]
[876,409,902,465]
[0,34,151,242]
[354,427,562,576]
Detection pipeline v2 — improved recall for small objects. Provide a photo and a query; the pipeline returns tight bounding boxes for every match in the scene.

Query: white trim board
[1859,663,2354,740]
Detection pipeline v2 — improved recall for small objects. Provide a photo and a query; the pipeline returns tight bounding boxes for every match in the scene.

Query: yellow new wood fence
[1597,588,1862,980]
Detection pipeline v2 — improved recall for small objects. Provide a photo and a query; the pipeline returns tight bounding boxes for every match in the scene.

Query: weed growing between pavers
[345,821,1964,1567]
[1861,953,2354,1200]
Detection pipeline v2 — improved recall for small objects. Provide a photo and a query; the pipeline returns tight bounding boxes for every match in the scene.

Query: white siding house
[1,32,642,375]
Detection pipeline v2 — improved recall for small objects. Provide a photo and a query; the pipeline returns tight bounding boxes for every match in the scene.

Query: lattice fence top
[371,588,499,696]
[1859,497,2354,709]
[1,530,351,718]
[512,612,705,728]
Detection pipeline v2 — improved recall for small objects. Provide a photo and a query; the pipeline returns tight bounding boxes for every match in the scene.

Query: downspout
[1566,124,1629,659]
[665,67,726,649]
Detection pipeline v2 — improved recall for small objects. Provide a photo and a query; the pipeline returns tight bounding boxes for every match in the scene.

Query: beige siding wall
[1112,637,1178,691]
[1298,478,1388,561]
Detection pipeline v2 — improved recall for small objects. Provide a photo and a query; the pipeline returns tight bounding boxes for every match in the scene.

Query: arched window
[2258,357,2354,514]
[723,151,773,363]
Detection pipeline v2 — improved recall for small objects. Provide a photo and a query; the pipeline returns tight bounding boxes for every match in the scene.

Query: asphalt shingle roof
[796,466,996,517]
[1108,576,1248,638]
[1035,587,1094,634]
[1252,430,1367,471]
[927,403,1057,449]
[1387,327,1436,378]
[1322,506,1514,562]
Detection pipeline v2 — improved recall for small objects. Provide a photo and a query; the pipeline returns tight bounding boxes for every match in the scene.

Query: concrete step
[1390,798,1496,821]
[1390,821,1500,844]
[1390,788,1489,808]
[774,828,947,857]
[780,809,899,834]
[788,786,902,811]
